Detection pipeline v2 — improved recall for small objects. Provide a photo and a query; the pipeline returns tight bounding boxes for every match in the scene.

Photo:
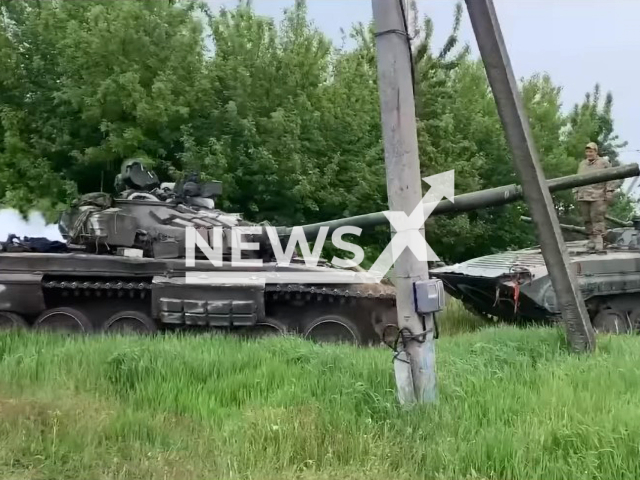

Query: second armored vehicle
[431,214,640,334]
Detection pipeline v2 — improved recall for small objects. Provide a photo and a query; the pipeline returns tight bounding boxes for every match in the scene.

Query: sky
[2,0,639,238]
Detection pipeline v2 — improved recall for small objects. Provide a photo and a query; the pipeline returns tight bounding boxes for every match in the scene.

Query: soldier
[574,142,620,251]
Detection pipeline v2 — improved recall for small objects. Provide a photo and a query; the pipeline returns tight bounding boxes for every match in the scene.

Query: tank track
[43,279,151,295]
[41,279,395,299]
[39,278,396,345]
[264,283,396,300]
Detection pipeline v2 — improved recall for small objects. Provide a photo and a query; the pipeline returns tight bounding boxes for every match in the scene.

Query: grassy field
[1,302,639,479]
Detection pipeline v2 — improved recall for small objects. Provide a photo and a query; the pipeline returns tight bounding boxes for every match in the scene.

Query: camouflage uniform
[574,143,620,251]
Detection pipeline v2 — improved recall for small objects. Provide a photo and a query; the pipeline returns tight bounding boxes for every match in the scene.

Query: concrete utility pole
[371,0,437,404]
[464,0,596,352]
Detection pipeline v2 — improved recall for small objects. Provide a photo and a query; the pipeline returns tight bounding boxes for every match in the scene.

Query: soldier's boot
[584,220,593,249]
[594,235,604,252]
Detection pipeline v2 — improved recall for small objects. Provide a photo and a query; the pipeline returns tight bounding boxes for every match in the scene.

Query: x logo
[367,170,454,280]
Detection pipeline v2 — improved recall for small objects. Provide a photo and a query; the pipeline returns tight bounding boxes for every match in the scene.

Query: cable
[397,0,416,96]
[375,1,416,96]
[382,315,439,364]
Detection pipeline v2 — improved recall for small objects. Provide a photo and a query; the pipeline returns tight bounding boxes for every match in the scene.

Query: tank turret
[59,160,234,259]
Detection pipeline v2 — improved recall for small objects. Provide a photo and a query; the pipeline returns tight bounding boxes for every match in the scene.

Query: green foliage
[0,0,208,217]
[0,0,632,261]
[564,84,627,164]
[2,327,640,479]
[608,191,636,223]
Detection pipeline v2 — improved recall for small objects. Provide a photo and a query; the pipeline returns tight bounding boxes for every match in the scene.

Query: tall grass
[437,297,490,336]
[1,322,639,479]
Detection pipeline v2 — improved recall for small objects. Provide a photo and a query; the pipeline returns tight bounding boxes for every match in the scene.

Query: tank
[0,159,637,344]
[430,213,640,333]
[0,159,398,345]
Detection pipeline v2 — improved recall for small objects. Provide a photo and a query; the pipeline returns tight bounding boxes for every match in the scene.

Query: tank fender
[151,275,265,327]
[0,273,46,315]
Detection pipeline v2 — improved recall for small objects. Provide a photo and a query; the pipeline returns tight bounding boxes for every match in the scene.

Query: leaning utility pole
[464,0,596,352]
[371,0,439,404]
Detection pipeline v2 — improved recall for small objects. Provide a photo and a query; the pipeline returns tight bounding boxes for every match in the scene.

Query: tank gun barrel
[520,216,587,235]
[279,163,639,238]
[605,215,632,227]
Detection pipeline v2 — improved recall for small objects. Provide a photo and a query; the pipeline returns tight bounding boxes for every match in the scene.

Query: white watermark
[184,170,454,284]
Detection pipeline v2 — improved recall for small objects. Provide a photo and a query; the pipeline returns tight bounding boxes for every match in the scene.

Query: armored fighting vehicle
[0,159,636,344]
[0,160,396,345]
[430,213,640,334]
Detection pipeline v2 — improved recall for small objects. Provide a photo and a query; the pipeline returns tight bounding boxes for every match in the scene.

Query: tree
[0,0,630,262]
[0,0,208,219]
[564,84,627,165]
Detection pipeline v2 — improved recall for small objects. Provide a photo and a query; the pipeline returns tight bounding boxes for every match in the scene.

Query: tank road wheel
[592,309,631,335]
[303,314,362,345]
[240,318,288,339]
[0,312,29,331]
[34,307,93,334]
[102,310,158,335]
